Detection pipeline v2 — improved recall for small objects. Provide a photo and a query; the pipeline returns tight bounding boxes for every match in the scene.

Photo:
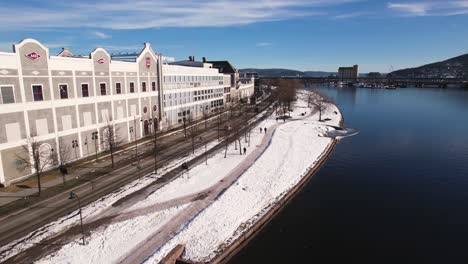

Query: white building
[0,39,253,186]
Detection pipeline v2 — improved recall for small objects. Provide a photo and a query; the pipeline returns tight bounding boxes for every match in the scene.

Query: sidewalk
[118,122,281,264]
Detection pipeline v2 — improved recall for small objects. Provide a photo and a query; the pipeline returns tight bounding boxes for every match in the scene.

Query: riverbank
[143,92,343,263]
[213,101,343,264]
[14,91,342,264]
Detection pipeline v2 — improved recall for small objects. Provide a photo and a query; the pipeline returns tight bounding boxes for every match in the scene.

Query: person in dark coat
[260,127,263,133]
[264,127,267,134]
[243,147,247,155]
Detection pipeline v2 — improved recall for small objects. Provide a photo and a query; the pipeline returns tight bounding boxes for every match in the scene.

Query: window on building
[130,82,135,93]
[115,83,122,94]
[116,83,122,94]
[0,86,15,104]
[81,84,89,97]
[59,84,68,99]
[32,85,44,101]
[142,82,147,92]
[151,82,156,91]
[100,83,107,96]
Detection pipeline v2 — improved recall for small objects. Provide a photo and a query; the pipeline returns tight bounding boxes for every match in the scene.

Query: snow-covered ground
[0,138,221,262]
[144,92,341,263]
[36,204,188,264]
[2,91,341,264]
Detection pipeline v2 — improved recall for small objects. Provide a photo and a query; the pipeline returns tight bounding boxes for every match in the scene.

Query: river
[230,86,468,263]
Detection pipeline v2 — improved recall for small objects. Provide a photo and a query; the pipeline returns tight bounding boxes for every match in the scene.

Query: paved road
[0,97,275,263]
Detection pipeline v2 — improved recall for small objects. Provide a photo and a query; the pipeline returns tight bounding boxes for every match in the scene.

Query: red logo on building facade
[146,57,151,68]
[97,58,106,64]
[25,52,41,61]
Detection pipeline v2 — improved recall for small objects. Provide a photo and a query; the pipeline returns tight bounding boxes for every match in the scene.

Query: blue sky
[1,0,468,72]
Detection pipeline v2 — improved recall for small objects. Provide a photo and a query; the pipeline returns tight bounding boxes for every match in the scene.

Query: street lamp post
[69,192,86,245]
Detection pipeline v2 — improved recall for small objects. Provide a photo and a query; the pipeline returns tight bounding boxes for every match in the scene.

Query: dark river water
[230,87,468,263]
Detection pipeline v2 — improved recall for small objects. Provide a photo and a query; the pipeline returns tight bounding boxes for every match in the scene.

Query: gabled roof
[206,61,237,74]
[57,48,74,57]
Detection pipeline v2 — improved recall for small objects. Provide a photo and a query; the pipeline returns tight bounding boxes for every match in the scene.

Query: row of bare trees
[14,117,125,196]
[262,78,333,121]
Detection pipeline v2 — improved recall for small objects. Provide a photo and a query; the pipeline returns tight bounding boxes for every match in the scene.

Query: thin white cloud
[388,2,431,16]
[256,42,273,47]
[93,31,111,39]
[0,0,359,30]
[333,11,370,19]
[388,1,468,16]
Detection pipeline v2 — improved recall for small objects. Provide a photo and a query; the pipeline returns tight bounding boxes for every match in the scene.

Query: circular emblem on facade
[143,106,148,114]
[146,57,151,68]
[97,58,106,64]
[153,105,157,112]
[25,52,41,61]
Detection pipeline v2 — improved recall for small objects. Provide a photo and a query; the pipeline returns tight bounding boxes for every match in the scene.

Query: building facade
[338,65,359,82]
[0,39,253,186]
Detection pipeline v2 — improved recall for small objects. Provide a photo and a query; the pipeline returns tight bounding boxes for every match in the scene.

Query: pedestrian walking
[264,127,267,134]
[260,127,263,133]
[243,147,247,155]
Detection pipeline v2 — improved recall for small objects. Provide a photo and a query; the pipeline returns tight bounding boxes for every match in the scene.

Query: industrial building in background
[338,65,359,82]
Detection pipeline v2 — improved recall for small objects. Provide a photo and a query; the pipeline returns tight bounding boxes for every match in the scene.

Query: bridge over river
[261,76,468,88]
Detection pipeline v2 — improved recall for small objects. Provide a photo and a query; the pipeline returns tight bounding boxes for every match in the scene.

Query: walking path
[117,123,280,264]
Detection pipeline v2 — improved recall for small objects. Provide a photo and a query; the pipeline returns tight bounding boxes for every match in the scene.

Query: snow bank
[12,90,341,264]
[145,92,341,263]
[36,204,188,264]
[0,139,219,262]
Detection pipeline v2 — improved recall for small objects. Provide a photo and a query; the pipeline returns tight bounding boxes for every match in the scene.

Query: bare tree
[236,130,243,155]
[101,117,122,168]
[150,115,158,174]
[224,123,232,158]
[276,79,300,120]
[188,113,197,154]
[203,107,209,130]
[15,135,57,196]
[57,138,72,185]
[310,91,332,121]
[217,108,222,142]
[182,114,188,138]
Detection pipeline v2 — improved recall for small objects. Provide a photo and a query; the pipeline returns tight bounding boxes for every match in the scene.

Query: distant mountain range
[239,68,335,78]
[388,53,468,79]
[242,53,468,79]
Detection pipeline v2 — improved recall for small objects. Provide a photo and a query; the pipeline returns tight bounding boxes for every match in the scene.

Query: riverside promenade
[6,91,343,264]
[118,122,281,264]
